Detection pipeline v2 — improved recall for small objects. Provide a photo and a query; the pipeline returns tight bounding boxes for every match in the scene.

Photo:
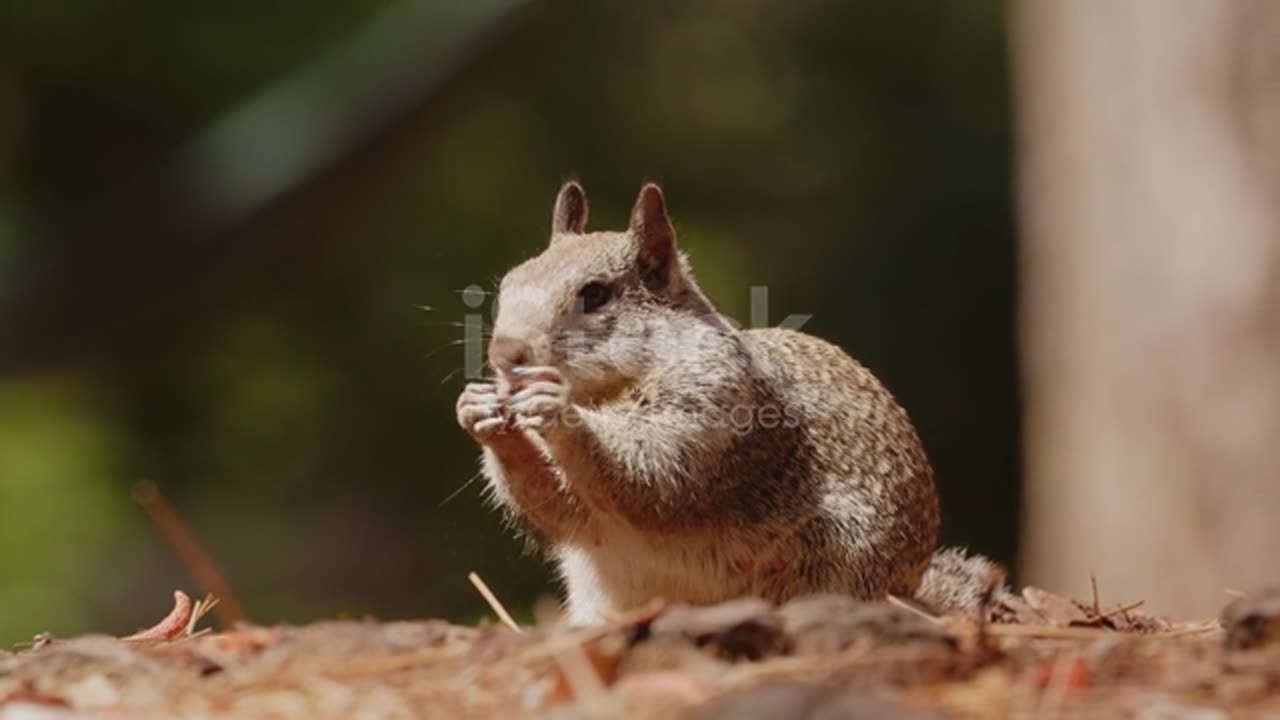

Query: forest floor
[1,582,1277,719]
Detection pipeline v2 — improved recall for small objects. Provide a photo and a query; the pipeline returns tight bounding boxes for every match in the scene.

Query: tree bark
[1014,0,1280,617]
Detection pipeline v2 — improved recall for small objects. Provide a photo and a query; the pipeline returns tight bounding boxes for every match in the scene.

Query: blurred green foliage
[0,0,1015,644]
[0,379,131,636]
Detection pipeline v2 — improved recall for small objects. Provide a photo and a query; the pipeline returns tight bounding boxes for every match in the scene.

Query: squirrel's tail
[913,547,1008,616]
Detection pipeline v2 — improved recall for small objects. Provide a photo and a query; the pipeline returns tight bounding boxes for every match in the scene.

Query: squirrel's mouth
[487,332,556,377]
[492,356,564,385]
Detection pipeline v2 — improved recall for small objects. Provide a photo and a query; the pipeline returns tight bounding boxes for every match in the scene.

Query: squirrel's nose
[488,334,531,373]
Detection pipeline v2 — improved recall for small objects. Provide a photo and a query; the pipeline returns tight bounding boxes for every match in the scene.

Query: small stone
[648,597,788,661]
[778,595,952,654]
[1221,587,1280,651]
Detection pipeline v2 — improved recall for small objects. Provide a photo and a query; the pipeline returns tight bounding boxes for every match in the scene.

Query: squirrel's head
[489,181,716,399]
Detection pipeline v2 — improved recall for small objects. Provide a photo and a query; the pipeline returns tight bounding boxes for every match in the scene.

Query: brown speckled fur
[456,182,1002,624]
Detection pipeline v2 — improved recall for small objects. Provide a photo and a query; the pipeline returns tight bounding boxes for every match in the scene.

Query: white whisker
[439,470,483,508]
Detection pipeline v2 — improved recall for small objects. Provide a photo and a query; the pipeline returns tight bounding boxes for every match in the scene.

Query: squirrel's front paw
[508,366,572,431]
[456,382,507,442]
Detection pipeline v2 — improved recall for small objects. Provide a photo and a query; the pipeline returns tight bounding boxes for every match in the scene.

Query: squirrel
[455,181,1004,625]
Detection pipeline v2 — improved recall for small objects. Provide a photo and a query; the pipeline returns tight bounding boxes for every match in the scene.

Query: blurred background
[0,0,1020,643]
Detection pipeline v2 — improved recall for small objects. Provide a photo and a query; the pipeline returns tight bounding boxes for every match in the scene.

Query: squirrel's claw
[507,368,571,431]
[457,382,507,441]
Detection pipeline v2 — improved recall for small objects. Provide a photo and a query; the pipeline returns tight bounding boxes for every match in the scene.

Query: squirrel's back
[745,327,1005,613]
[743,327,941,598]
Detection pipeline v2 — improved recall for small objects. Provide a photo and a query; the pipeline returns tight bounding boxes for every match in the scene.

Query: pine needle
[468,572,522,633]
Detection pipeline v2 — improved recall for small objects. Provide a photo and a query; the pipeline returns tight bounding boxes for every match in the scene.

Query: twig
[468,571,523,633]
[886,594,945,625]
[1102,600,1144,620]
[1089,573,1101,617]
[186,594,221,635]
[132,479,247,627]
[981,621,1219,640]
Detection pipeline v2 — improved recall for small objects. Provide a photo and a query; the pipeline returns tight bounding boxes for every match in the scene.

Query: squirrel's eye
[578,282,612,313]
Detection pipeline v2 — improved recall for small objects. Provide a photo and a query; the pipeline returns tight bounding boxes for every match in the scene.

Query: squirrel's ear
[551,180,588,235]
[630,183,676,288]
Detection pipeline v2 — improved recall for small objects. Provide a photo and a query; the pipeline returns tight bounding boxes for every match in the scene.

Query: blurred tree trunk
[1014,0,1280,617]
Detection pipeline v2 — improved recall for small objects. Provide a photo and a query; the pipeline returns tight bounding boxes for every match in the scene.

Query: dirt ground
[1,584,1278,719]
